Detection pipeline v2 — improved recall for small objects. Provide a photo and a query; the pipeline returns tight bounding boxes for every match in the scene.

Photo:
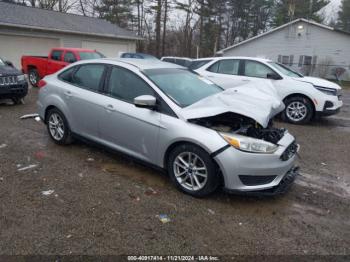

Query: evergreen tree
[337,0,350,32]
[273,0,329,26]
[95,0,134,28]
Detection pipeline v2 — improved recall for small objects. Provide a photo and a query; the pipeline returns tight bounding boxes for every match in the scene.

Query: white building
[0,2,141,68]
[218,18,350,81]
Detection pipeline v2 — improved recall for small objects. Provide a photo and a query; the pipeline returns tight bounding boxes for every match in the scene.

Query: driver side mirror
[134,95,157,109]
[267,73,282,80]
[5,60,14,67]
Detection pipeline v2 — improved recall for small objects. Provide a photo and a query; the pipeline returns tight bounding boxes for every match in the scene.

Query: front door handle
[105,104,116,112]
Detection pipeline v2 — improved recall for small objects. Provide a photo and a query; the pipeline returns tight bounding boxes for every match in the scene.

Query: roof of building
[0,1,141,40]
[218,18,350,54]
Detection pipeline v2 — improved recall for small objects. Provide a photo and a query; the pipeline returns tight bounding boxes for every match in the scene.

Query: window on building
[278,55,294,66]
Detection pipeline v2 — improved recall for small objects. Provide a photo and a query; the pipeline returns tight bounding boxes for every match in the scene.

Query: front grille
[239,175,277,186]
[0,76,18,86]
[280,141,298,161]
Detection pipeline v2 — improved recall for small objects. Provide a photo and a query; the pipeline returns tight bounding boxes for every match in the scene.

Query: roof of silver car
[103,58,185,70]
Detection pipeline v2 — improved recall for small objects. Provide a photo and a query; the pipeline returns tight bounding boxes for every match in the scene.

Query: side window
[244,60,275,78]
[58,67,76,82]
[217,59,239,75]
[176,59,186,66]
[108,67,154,103]
[51,50,63,61]
[207,61,219,73]
[64,52,77,63]
[72,64,105,91]
[163,58,174,63]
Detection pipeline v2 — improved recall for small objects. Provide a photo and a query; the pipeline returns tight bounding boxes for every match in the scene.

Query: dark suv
[0,58,28,104]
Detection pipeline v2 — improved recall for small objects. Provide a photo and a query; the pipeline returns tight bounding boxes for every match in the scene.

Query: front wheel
[46,108,73,145]
[282,96,314,124]
[12,97,24,105]
[167,144,220,197]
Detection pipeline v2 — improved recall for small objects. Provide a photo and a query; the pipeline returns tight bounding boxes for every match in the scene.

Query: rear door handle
[105,104,116,112]
[242,79,250,82]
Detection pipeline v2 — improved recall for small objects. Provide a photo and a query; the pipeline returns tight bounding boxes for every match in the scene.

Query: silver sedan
[37,58,299,197]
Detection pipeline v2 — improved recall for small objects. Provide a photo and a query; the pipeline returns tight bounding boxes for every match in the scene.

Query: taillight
[38,80,47,88]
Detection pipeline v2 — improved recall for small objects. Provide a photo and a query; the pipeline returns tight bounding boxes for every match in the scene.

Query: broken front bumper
[224,166,299,196]
[214,131,298,194]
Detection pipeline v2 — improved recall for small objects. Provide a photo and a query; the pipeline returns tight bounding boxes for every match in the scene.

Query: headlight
[17,74,25,82]
[314,85,337,96]
[219,132,278,154]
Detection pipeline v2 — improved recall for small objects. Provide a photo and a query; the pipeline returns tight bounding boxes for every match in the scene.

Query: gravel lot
[0,87,349,257]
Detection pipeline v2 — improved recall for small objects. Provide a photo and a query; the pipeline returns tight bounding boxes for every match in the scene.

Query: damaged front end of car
[181,87,299,195]
[189,112,286,145]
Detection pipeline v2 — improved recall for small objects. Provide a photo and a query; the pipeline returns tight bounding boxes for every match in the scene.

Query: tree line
[3,0,350,58]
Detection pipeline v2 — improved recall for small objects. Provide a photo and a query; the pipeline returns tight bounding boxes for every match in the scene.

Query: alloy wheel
[286,101,307,122]
[48,113,65,141]
[173,152,208,191]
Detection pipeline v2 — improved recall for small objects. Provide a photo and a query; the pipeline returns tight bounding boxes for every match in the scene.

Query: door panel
[62,64,106,139]
[47,50,68,75]
[100,66,161,163]
[101,97,161,163]
[62,83,105,139]
[200,59,246,89]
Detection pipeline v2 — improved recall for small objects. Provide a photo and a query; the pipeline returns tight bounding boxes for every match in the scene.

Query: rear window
[79,52,104,60]
[162,58,175,63]
[58,67,76,82]
[51,50,63,61]
[72,64,105,91]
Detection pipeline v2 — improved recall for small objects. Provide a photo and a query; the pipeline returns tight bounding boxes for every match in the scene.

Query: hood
[181,83,285,128]
[293,76,341,90]
[0,65,21,76]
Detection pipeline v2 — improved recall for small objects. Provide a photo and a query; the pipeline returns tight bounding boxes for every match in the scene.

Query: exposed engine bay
[189,112,286,144]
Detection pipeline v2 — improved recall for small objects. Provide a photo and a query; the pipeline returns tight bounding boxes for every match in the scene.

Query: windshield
[268,62,303,78]
[144,68,222,107]
[79,52,104,60]
[189,59,213,70]
[0,58,5,66]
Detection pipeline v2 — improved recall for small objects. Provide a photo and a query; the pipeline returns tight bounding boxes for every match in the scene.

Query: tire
[28,68,39,87]
[167,143,220,197]
[282,96,314,124]
[46,108,73,145]
[12,97,24,105]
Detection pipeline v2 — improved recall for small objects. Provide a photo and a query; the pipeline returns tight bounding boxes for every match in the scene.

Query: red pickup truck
[21,48,104,86]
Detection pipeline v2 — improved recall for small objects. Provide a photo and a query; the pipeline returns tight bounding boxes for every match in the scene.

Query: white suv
[194,57,343,124]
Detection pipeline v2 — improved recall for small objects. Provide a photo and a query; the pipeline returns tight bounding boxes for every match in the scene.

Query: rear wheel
[282,96,313,124]
[46,108,73,145]
[167,143,220,197]
[28,68,39,87]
